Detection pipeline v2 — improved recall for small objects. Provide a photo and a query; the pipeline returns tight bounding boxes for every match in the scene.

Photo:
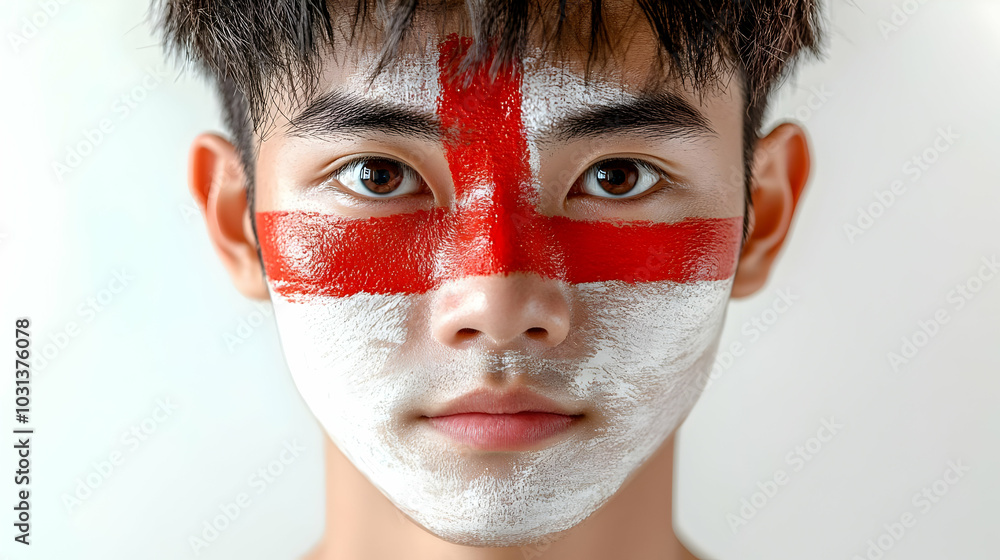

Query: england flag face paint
[255,36,743,546]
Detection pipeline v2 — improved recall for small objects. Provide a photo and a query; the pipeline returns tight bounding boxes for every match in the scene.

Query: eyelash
[320,156,427,201]
[569,157,678,201]
[319,155,678,202]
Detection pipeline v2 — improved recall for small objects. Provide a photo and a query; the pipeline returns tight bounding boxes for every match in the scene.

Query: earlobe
[731,123,811,298]
[189,133,269,300]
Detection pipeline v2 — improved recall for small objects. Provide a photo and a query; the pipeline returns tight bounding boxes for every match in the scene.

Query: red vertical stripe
[435,36,559,280]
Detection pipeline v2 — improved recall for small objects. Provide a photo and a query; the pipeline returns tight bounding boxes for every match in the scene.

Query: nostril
[525,327,548,339]
[455,328,480,342]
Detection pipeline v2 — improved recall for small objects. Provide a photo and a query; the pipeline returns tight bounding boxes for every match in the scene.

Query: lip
[422,388,584,451]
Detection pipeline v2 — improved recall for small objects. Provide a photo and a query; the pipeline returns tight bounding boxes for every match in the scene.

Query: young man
[157,1,821,557]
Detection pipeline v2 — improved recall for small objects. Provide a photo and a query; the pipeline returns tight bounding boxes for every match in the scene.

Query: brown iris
[359,158,404,194]
[594,160,639,195]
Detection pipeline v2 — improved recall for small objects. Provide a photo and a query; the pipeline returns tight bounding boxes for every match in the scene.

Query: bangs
[154,0,823,129]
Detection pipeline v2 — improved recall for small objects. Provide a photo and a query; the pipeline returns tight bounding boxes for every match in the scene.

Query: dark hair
[154,0,823,238]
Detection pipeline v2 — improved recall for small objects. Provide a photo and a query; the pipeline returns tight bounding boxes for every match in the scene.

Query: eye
[573,158,665,199]
[327,157,425,198]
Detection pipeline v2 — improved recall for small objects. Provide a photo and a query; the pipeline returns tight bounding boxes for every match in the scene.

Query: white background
[0,1,997,559]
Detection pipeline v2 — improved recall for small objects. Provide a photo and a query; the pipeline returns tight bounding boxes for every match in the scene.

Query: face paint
[260,35,741,545]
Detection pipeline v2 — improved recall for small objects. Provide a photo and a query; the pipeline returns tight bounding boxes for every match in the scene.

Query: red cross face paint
[258,36,742,546]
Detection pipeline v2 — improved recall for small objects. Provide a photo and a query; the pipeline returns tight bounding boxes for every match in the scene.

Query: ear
[731,122,811,298]
[188,133,269,300]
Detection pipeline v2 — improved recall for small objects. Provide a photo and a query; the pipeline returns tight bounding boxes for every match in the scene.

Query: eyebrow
[287,90,440,140]
[544,91,716,144]
[286,89,715,143]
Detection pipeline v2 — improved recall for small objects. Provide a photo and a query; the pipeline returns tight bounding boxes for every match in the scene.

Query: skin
[185,6,811,559]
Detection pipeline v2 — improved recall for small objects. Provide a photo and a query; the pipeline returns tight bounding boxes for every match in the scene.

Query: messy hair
[154,0,823,236]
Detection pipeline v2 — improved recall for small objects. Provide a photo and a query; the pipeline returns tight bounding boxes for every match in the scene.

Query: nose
[430,273,571,349]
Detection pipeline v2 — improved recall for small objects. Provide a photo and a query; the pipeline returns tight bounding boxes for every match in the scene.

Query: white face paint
[263,41,738,546]
[270,280,730,546]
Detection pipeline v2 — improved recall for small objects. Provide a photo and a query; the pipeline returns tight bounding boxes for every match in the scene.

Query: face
[251,26,746,546]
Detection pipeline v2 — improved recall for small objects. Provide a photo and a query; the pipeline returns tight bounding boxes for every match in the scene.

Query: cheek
[568,279,731,423]
[267,290,420,439]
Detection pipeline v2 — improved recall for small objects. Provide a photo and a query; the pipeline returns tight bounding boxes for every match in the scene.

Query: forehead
[330,48,639,124]
[266,17,742,136]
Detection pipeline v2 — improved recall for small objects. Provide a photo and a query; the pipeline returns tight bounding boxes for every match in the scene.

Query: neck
[304,433,700,560]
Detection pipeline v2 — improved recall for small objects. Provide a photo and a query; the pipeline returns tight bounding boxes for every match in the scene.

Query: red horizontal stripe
[257,211,741,298]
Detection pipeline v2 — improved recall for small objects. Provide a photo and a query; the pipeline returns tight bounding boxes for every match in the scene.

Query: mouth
[420,387,585,451]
